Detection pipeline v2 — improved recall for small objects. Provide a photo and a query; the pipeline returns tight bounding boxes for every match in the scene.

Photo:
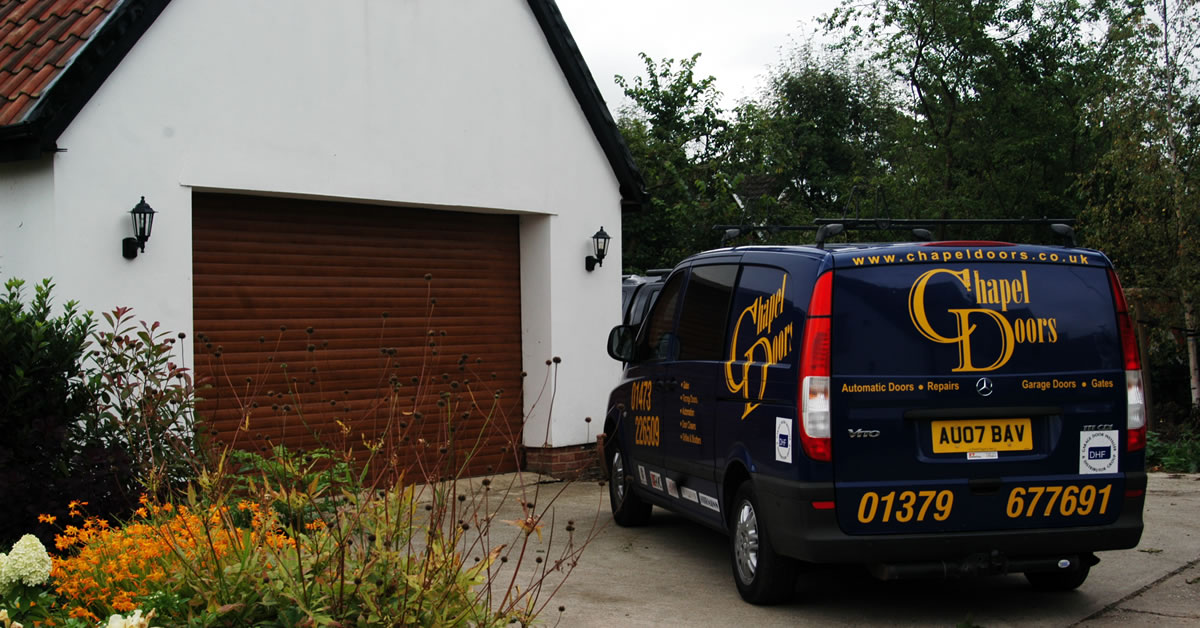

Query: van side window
[677,264,739,361]
[727,265,794,370]
[637,272,686,361]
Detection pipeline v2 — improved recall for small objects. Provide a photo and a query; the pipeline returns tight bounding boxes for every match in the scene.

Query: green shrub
[1147,424,1200,473]
[0,279,135,549]
[1,279,200,549]
[85,306,198,497]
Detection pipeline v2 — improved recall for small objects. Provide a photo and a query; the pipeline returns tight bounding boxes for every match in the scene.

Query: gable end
[526,0,645,211]
[0,0,169,161]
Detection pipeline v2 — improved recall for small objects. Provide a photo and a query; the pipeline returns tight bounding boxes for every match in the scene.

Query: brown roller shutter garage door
[192,193,523,478]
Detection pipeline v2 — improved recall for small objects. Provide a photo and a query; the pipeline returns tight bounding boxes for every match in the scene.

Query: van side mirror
[607,325,638,362]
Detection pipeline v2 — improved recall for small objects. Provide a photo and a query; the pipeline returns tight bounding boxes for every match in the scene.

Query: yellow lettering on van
[908,269,971,346]
[908,268,1032,373]
[725,275,794,419]
[631,380,653,412]
[945,308,1015,372]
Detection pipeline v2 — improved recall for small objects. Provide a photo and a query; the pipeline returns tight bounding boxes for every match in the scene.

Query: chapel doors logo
[907,268,1058,372]
[725,275,793,419]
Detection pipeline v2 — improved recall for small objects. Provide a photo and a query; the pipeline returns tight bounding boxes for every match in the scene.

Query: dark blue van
[603,234,1146,604]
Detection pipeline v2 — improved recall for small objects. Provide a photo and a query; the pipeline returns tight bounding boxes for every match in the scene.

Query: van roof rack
[715,217,1077,249]
[811,217,1077,249]
[715,185,1077,249]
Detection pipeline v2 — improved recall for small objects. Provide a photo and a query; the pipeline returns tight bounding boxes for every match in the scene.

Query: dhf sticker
[776,417,793,463]
[1079,430,1119,475]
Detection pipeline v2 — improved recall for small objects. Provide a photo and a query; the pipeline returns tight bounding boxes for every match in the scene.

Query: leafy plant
[1147,424,1200,473]
[226,445,353,530]
[0,278,135,549]
[85,306,198,497]
[2,281,200,550]
[0,533,57,627]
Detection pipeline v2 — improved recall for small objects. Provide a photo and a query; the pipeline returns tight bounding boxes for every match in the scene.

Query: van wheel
[730,481,796,604]
[1025,564,1090,591]
[609,446,651,526]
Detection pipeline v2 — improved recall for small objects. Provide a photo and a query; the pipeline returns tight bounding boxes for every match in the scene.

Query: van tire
[1025,564,1091,591]
[609,446,652,526]
[730,481,796,604]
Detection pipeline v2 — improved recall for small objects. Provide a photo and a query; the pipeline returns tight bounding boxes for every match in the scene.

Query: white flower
[0,536,51,589]
[104,609,158,628]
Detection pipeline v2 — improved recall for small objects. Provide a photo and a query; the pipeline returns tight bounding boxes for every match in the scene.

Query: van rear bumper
[755,472,1146,565]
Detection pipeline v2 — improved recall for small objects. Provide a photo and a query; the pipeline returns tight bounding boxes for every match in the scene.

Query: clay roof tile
[0,0,118,126]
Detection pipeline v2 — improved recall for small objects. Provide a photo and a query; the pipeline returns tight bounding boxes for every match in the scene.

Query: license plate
[931,418,1032,454]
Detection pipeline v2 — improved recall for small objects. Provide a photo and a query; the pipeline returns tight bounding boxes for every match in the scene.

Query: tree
[821,0,1135,237]
[616,53,739,271]
[723,43,904,235]
[1078,0,1200,414]
[615,47,906,261]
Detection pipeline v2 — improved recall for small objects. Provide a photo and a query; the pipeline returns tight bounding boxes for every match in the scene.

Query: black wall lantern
[585,226,611,272]
[121,196,157,260]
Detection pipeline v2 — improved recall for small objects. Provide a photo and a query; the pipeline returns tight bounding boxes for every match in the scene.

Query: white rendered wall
[0,0,625,449]
[0,158,55,289]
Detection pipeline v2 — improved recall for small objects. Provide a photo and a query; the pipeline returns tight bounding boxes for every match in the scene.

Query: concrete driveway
[478,472,1200,627]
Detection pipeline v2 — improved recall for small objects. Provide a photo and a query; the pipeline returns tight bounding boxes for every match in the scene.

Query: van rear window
[831,263,1121,375]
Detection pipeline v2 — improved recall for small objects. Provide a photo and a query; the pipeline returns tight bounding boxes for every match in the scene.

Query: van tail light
[799,272,833,462]
[1108,269,1146,452]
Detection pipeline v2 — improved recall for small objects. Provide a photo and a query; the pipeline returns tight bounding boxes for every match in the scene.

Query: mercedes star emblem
[975,377,995,397]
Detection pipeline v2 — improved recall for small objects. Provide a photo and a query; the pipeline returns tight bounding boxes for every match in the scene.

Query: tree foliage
[616,53,738,271]
[725,44,902,231]
[1076,0,1200,409]
[821,0,1142,232]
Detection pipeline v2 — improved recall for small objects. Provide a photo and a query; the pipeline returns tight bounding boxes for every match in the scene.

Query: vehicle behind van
[621,270,669,327]
[603,228,1145,604]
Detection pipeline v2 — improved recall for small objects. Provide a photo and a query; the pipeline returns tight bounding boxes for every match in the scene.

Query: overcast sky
[555,0,844,114]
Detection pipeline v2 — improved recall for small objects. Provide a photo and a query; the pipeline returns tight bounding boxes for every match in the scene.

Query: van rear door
[827,247,1142,536]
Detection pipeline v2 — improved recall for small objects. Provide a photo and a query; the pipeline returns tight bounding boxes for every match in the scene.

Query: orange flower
[112,592,136,612]
[49,497,309,620]
[38,513,57,524]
